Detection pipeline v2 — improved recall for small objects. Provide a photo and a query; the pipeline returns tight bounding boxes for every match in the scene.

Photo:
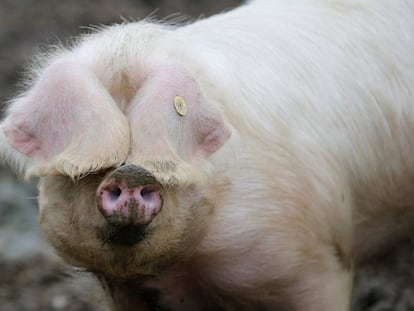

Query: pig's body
[1,0,414,310]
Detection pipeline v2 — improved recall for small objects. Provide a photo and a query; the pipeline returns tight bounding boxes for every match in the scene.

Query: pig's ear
[128,62,231,165]
[187,94,232,163]
[1,61,130,178]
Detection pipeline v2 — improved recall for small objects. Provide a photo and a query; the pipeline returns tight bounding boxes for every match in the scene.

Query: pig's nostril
[140,187,157,203]
[97,165,163,226]
[107,187,122,201]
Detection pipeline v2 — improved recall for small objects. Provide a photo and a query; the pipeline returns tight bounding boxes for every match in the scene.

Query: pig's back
[176,0,414,260]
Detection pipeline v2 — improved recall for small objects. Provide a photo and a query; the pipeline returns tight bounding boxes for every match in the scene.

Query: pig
[1,0,414,310]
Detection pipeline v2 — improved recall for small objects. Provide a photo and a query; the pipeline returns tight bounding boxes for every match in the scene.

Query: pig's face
[0,31,231,278]
[38,164,215,277]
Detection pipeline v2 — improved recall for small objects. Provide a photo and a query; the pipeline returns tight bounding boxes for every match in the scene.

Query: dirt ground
[1,1,414,310]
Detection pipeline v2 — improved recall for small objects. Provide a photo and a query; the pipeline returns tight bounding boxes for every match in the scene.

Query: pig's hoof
[98,224,148,246]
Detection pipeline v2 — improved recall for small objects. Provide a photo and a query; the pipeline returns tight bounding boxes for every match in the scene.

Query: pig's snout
[97,164,163,230]
[98,183,162,225]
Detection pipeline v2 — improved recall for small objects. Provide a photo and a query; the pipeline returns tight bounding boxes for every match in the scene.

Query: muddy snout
[96,164,163,245]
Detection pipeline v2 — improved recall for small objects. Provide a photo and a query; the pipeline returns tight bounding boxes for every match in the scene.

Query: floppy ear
[128,62,231,165]
[0,61,130,178]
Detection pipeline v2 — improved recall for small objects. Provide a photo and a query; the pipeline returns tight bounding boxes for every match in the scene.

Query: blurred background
[0,1,414,310]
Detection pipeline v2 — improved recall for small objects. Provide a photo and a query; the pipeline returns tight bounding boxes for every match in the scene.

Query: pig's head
[0,25,231,278]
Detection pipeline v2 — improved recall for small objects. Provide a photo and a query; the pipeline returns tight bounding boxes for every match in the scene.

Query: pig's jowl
[1,1,414,310]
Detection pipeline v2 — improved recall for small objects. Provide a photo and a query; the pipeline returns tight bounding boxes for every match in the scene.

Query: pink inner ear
[2,60,130,175]
[5,124,42,157]
[128,62,231,164]
[188,106,232,164]
[197,123,232,159]
[3,62,83,162]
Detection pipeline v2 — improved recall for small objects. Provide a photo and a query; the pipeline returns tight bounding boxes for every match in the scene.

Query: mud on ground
[1,1,414,310]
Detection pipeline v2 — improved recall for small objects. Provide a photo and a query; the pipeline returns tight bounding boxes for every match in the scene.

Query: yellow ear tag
[174,96,187,116]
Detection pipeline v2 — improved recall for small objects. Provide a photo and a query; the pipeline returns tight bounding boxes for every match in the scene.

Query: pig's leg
[291,179,354,310]
[260,187,354,310]
[284,228,354,311]
[291,268,353,311]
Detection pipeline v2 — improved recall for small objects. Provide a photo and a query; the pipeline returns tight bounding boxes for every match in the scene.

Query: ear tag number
[174,96,187,116]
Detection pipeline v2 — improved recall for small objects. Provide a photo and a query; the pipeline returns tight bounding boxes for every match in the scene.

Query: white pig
[1,0,414,310]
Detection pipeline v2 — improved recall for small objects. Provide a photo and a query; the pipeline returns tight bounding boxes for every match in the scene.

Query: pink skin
[97,180,163,226]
